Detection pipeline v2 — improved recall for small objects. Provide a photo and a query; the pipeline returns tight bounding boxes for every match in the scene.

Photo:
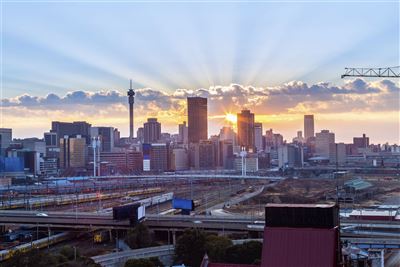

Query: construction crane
[341,66,400,78]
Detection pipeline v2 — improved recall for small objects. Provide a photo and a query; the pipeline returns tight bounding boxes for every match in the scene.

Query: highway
[0,210,398,234]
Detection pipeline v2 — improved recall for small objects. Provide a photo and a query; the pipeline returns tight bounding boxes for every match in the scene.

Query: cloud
[1,78,398,116]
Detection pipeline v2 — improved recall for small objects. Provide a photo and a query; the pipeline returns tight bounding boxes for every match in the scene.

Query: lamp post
[240,147,247,177]
[92,137,97,177]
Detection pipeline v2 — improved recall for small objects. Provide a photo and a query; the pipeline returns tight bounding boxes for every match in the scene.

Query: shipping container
[172,198,194,211]
[265,204,339,229]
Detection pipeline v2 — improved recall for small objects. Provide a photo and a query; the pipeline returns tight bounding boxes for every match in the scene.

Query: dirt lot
[226,176,400,215]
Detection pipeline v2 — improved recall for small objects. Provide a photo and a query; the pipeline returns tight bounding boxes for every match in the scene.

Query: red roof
[265,203,336,208]
[209,264,259,267]
[261,227,339,267]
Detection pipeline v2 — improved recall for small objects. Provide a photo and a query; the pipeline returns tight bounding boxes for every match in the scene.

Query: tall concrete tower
[127,80,135,140]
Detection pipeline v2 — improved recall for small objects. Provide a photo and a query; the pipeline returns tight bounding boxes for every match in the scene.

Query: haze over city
[2,1,399,143]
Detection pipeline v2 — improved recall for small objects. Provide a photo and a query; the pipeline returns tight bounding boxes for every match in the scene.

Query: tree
[224,241,263,264]
[3,250,58,267]
[174,229,207,267]
[205,235,232,263]
[59,245,80,261]
[125,223,153,249]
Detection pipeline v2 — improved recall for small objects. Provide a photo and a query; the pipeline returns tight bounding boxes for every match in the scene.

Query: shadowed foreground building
[261,204,340,267]
[202,204,341,267]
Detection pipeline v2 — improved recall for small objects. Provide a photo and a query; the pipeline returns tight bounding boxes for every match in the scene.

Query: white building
[171,148,189,171]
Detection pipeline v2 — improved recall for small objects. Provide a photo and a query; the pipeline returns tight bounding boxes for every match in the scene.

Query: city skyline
[2,80,400,144]
[1,1,399,143]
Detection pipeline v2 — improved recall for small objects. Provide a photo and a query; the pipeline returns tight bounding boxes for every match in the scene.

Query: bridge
[0,210,264,231]
[0,210,398,233]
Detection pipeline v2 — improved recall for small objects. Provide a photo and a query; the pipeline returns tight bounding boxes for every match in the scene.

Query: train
[93,231,110,244]
[0,187,164,210]
[0,232,70,261]
[137,192,174,207]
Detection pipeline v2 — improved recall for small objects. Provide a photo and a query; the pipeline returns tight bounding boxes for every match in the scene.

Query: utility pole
[92,137,97,177]
[97,136,101,177]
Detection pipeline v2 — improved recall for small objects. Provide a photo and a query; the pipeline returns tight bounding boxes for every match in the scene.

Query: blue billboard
[0,156,24,172]
[172,198,194,211]
[142,143,151,160]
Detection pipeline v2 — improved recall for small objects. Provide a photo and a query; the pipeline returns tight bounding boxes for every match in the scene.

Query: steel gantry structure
[341,66,400,78]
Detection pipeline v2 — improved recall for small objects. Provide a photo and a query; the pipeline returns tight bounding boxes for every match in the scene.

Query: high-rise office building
[170,148,189,171]
[113,128,120,146]
[265,129,274,148]
[51,121,91,144]
[353,134,369,149]
[278,144,303,168]
[178,121,188,144]
[150,143,168,172]
[91,127,114,152]
[44,132,57,147]
[293,131,305,143]
[59,135,87,169]
[219,140,234,169]
[237,109,255,151]
[144,118,161,143]
[254,122,263,152]
[315,130,335,158]
[219,126,236,144]
[304,115,315,142]
[137,127,144,143]
[190,140,215,169]
[187,97,208,143]
[329,143,346,164]
[44,132,59,158]
[0,128,12,156]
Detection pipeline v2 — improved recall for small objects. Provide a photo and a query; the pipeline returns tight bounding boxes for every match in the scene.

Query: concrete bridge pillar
[172,230,176,245]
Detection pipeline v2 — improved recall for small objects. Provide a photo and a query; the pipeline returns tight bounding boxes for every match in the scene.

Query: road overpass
[0,210,398,233]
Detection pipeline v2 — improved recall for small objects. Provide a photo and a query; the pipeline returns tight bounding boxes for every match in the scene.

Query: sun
[225,113,237,124]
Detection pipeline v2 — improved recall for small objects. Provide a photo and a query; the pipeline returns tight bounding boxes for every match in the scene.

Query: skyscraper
[127,80,135,140]
[304,115,315,142]
[190,140,215,169]
[0,128,12,157]
[143,118,161,143]
[187,97,208,143]
[59,135,86,169]
[237,109,255,151]
[178,121,188,144]
[254,122,263,152]
[137,127,144,143]
[150,143,168,172]
[315,130,335,158]
[91,127,114,152]
[353,134,369,149]
[51,121,91,144]
[219,126,236,145]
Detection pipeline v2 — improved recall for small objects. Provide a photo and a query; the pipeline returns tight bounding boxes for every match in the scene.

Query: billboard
[172,198,194,211]
[142,143,151,160]
[138,205,146,221]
